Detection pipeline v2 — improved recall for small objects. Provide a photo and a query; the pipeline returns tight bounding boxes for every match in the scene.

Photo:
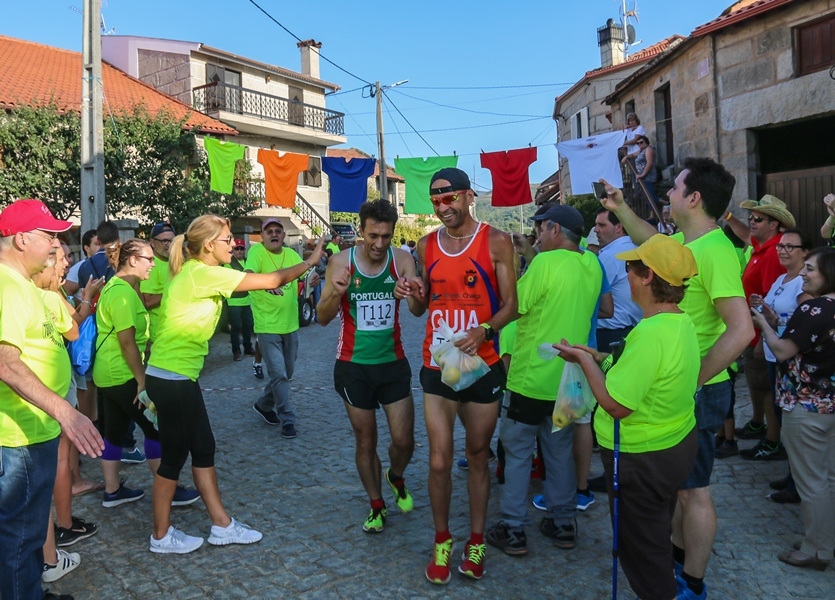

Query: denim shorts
[681,380,732,489]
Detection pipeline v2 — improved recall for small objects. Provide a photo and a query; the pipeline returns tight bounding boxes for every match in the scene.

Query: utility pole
[80,0,106,231]
[375,81,387,203]
[372,79,408,204]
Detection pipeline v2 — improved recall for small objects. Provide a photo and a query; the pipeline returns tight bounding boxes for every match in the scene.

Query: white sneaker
[149,526,204,554]
[207,517,263,546]
[42,549,80,582]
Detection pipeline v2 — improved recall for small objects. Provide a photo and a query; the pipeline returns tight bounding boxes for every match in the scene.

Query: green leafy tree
[562,193,601,234]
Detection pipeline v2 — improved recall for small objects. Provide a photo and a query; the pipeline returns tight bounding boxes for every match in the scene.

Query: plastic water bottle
[777,313,789,336]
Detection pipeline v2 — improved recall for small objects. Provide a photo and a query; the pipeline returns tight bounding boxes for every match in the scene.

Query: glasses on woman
[637,141,647,146]
[430,193,461,207]
[776,243,800,252]
[215,235,234,245]
[134,255,155,264]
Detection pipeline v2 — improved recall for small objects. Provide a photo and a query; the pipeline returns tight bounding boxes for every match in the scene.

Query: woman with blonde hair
[145,215,324,554]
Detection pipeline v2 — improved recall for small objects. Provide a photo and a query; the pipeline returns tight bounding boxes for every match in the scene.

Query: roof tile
[0,35,237,135]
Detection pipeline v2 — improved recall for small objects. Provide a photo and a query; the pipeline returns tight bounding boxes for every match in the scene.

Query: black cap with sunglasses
[150,222,175,238]
[429,168,478,197]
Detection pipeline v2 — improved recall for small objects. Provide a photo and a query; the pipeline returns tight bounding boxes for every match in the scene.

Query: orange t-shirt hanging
[257,149,309,208]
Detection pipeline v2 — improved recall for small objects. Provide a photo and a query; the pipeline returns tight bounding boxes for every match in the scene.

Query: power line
[245,0,372,86]
[326,85,366,97]
[390,89,546,118]
[384,94,439,156]
[331,95,375,142]
[406,83,573,90]
[383,100,413,158]
[345,116,549,137]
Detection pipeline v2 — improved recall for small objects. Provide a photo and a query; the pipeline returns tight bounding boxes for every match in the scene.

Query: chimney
[597,19,626,68]
[297,39,322,79]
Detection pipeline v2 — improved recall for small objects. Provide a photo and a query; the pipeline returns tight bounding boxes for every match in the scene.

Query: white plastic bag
[429,319,491,391]
[552,362,597,432]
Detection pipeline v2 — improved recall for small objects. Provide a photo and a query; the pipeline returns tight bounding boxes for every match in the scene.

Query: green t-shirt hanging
[394,156,459,215]
[204,137,245,194]
[246,243,302,334]
[93,277,149,389]
[148,260,245,380]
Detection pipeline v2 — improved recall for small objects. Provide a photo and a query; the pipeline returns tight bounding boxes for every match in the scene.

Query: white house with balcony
[102,36,347,242]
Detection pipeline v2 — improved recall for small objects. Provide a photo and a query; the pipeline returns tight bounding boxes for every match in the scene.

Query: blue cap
[150,222,175,238]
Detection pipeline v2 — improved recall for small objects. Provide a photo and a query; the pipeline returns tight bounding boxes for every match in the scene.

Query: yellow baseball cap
[616,234,698,286]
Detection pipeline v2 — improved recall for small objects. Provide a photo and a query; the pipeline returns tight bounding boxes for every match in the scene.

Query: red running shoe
[425,539,453,585]
[458,541,486,580]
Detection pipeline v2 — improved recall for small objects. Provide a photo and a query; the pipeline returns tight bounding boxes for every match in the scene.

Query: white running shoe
[149,526,204,554]
[207,518,263,546]
[42,549,81,582]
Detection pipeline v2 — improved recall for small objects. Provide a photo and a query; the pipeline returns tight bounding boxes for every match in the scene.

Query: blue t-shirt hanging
[322,157,376,212]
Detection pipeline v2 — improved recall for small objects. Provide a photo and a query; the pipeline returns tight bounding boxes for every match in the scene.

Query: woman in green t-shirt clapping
[145,215,323,555]
[555,234,701,600]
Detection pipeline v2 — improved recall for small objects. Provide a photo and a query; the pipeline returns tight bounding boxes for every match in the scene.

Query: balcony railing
[193,81,345,136]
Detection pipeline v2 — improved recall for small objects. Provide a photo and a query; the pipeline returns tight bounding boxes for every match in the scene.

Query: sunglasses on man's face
[749,215,765,223]
[430,193,462,207]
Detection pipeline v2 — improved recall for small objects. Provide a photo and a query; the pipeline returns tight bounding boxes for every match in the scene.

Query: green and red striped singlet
[336,247,404,364]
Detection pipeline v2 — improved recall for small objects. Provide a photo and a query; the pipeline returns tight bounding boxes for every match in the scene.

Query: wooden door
[759,166,835,244]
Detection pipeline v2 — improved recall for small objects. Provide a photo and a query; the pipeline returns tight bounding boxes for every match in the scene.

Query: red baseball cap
[0,200,73,236]
[234,238,245,247]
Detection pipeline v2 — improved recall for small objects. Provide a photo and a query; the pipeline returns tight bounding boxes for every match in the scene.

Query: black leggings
[100,379,160,446]
[145,375,216,481]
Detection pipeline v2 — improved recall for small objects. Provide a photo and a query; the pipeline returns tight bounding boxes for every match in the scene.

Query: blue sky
[4,0,732,189]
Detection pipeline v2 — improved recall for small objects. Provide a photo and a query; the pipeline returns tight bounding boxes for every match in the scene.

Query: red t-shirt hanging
[480,147,537,207]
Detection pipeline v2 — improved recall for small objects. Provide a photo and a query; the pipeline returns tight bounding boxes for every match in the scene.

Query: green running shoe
[362,507,386,533]
[385,468,414,513]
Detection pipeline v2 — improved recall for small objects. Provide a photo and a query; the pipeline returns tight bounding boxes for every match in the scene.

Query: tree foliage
[562,193,602,235]
[0,104,257,234]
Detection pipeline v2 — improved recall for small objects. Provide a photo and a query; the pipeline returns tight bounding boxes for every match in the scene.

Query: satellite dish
[626,24,637,44]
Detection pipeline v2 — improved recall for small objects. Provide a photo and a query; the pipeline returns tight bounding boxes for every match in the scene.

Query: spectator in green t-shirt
[556,234,700,600]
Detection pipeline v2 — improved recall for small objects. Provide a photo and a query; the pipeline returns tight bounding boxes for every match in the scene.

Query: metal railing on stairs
[620,156,663,223]
[246,180,333,237]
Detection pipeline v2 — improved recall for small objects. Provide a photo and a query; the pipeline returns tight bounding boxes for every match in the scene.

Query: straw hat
[739,195,796,228]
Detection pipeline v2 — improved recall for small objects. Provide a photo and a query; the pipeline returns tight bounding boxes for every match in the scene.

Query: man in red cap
[0,199,104,600]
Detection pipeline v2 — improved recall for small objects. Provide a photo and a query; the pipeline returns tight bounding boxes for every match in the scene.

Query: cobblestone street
[52,311,832,599]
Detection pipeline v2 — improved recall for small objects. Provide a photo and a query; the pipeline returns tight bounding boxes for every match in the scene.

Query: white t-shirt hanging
[624,125,646,155]
[556,131,626,194]
[762,273,805,363]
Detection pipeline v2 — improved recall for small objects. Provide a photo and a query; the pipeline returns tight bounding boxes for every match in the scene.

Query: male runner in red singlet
[404,168,518,584]
[317,200,423,535]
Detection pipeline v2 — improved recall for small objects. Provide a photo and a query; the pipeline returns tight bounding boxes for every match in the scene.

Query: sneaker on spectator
[252,403,280,425]
[540,517,578,550]
[715,440,739,459]
[768,486,801,504]
[486,521,528,556]
[385,468,413,513]
[207,518,263,546]
[532,494,546,511]
[281,423,297,439]
[770,474,792,490]
[735,420,766,439]
[457,457,469,470]
[55,517,98,547]
[121,447,145,464]
[42,549,81,583]
[102,480,144,508]
[252,362,264,380]
[676,574,707,600]
[740,439,787,461]
[458,541,486,580]
[362,507,387,533]
[149,526,204,554]
[425,538,453,585]
[171,485,201,507]
[576,489,595,511]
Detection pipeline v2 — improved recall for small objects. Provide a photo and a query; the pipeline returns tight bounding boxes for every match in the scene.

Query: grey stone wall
[137,49,191,104]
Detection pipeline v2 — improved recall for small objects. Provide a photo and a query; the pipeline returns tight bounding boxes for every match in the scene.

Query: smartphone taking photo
[592,181,607,199]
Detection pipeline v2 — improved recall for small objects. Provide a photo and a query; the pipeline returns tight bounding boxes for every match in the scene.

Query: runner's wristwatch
[480,323,495,341]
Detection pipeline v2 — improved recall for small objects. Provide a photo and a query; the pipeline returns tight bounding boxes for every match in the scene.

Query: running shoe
[171,485,201,506]
[281,423,297,439]
[486,522,528,556]
[740,439,787,461]
[252,403,280,425]
[207,518,263,546]
[385,468,414,513]
[577,489,595,511]
[42,550,80,583]
[458,541,486,580]
[121,447,146,464]
[252,362,264,380]
[532,494,546,511]
[540,517,577,550]
[457,457,469,470]
[150,526,204,554]
[362,507,387,533]
[676,574,708,599]
[425,539,453,585]
[102,480,144,508]
[55,517,98,547]
[734,420,766,439]
[715,440,739,459]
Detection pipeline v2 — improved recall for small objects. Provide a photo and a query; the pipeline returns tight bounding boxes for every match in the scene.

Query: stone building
[102,36,348,243]
[553,18,684,198]
[605,0,835,240]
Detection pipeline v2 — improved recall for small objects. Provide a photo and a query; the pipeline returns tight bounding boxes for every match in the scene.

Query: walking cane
[612,418,621,600]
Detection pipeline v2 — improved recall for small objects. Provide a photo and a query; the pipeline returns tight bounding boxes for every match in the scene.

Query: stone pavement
[51,312,832,599]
